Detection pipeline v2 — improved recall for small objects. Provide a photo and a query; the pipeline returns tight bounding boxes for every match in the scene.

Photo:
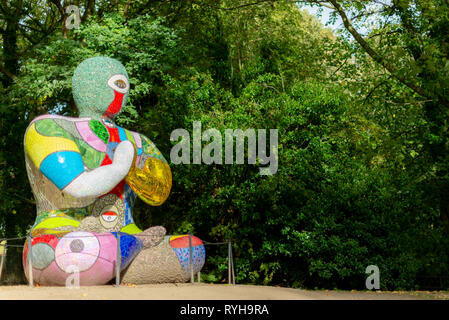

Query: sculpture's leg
[23,231,143,286]
[121,235,206,284]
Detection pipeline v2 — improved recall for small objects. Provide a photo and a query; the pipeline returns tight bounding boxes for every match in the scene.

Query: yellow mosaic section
[126,157,172,206]
[24,123,80,168]
[121,223,143,234]
[33,217,80,230]
[169,235,187,242]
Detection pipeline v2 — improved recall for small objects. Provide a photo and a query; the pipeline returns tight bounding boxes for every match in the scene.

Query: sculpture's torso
[25,114,166,237]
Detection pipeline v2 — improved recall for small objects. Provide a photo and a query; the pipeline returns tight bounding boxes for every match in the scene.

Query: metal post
[228,239,231,285]
[189,233,194,284]
[115,232,121,287]
[197,271,201,283]
[0,242,6,281]
[27,234,34,287]
[230,240,235,285]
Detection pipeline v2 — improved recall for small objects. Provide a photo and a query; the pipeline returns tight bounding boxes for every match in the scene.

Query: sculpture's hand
[63,140,135,198]
[126,156,172,206]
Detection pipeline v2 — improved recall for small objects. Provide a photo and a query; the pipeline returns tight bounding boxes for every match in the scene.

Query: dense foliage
[1,0,448,290]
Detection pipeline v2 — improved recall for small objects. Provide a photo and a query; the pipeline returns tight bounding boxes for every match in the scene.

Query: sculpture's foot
[121,235,206,284]
[134,226,166,248]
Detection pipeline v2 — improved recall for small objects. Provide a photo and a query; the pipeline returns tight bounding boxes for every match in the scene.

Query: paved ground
[0,283,448,300]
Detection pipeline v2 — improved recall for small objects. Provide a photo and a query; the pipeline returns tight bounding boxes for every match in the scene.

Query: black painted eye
[115,79,127,89]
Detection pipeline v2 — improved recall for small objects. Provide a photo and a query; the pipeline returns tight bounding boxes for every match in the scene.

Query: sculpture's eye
[115,79,126,89]
[99,208,120,229]
[107,74,129,94]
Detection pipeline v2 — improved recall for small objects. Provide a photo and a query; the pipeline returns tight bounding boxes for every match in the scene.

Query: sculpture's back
[23,56,205,286]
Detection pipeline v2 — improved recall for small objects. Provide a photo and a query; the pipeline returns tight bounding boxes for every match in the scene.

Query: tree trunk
[0,16,19,87]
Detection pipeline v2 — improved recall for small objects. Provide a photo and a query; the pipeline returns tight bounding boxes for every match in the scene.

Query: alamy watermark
[365,265,380,290]
[65,264,80,289]
[170,121,278,175]
[65,5,80,30]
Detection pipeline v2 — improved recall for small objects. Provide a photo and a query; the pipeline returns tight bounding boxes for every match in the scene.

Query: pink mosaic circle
[55,231,100,272]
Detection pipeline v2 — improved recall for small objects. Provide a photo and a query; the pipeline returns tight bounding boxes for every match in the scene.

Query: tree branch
[124,0,132,17]
[297,0,334,10]
[218,0,275,10]
[326,0,449,107]
[0,63,16,80]
[82,0,96,22]
[50,0,64,18]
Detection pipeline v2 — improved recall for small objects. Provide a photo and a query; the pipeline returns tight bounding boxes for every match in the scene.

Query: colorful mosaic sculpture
[23,57,205,286]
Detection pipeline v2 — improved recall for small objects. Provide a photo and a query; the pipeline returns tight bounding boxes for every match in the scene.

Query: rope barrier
[1,234,232,244]
[202,241,228,245]
[0,245,24,248]
[0,236,27,241]
[0,232,237,287]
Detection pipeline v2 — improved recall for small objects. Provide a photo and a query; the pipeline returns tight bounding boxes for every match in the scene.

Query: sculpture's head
[72,56,130,119]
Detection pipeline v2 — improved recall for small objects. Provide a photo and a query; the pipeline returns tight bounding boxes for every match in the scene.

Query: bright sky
[299,3,380,36]
[300,4,343,30]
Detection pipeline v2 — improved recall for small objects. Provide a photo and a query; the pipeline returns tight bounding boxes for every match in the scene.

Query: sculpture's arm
[24,120,134,198]
[63,140,134,198]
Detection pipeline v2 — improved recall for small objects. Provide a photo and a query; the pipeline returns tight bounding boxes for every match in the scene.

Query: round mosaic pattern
[55,231,100,273]
[30,242,55,270]
[69,239,84,253]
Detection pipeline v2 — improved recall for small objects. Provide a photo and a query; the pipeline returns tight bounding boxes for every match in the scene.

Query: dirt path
[0,283,447,300]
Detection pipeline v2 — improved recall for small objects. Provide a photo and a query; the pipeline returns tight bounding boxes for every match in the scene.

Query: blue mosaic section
[117,126,142,155]
[40,151,85,189]
[111,232,143,270]
[123,184,136,225]
[106,142,119,160]
[117,126,128,142]
[173,245,206,275]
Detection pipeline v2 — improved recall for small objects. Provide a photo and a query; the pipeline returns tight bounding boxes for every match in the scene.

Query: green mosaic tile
[141,135,165,162]
[89,119,109,144]
[35,119,73,140]
[75,138,105,169]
